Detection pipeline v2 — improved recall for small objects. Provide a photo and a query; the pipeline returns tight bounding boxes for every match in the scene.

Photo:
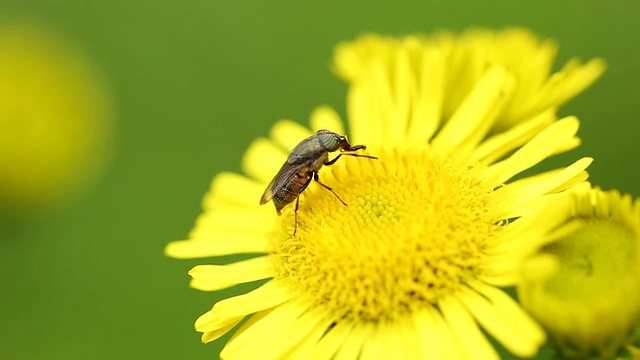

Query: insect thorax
[287,134,335,164]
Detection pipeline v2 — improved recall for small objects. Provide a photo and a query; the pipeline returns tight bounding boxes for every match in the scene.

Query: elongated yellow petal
[491,191,576,255]
[412,309,441,360]
[439,295,499,360]
[471,109,555,165]
[407,47,444,145]
[221,308,270,347]
[412,306,458,360]
[221,299,313,360]
[470,281,545,345]
[268,307,331,359]
[241,138,287,183]
[385,46,412,145]
[433,67,511,154]
[201,319,242,344]
[310,106,345,134]
[387,318,421,359]
[484,116,579,184]
[190,208,274,237]
[479,271,521,287]
[188,256,274,291]
[347,83,382,146]
[308,320,355,360]
[370,60,396,144]
[504,157,592,210]
[334,323,372,360]
[457,286,544,357]
[287,313,336,360]
[196,281,291,333]
[202,172,268,210]
[269,120,314,152]
[360,321,392,360]
[165,231,269,259]
[513,58,606,121]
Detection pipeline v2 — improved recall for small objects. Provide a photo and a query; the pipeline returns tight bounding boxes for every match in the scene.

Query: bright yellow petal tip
[519,188,640,359]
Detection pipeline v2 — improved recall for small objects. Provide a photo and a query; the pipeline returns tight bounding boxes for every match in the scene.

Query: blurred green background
[0,1,638,359]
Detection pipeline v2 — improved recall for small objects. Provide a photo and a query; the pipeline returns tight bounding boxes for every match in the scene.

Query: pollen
[270,147,503,322]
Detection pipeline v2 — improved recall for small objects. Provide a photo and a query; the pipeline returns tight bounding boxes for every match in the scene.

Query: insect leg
[324,154,342,166]
[293,195,300,236]
[298,174,313,193]
[313,172,347,206]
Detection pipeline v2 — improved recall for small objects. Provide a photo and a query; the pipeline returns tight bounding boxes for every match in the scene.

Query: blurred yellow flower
[0,23,113,212]
[166,28,603,359]
[519,187,640,359]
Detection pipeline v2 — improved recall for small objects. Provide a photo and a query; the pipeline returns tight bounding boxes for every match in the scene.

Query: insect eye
[339,136,346,141]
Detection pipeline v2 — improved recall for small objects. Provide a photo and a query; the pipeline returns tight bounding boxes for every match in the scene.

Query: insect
[260,129,377,235]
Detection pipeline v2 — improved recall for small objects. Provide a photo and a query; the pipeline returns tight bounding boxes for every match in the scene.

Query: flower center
[542,220,639,301]
[270,147,502,322]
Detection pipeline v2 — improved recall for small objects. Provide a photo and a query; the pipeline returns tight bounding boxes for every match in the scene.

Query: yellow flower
[0,23,113,212]
[166,28,604,359]
[518,187,640,359]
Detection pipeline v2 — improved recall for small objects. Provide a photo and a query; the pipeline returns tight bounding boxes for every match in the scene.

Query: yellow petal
[520,253,560,283]
[454,69,517,159]
[194,310,244,344]
[287,312,335,360]
[457,286,544,357]
[470,281,545,345]
[491,191,576,256]
[412,306,456,360]
[201,319,242,344]
[479,271,521,287]
[504,157,592,211]
[471,109,555,165]
[514,58,606,120]
[387,318,422,359]
[484,116,579,184]
[195,280,291,333]
[269,119,314,152]
[190,207,274,237]
[439,295,499,360]
[165,231,269,259]
[385,45,412,145]
[432,66,512,154]
[221,299,309,359]
[347,82,381,146]
[334,322,372,360]
[202,172,266,210]
[407,46,444,145]
[241,138,287,183]
[360,321,391,360]
[267,306,330,359]
[310,106,345,134]
[309,320,355,360]
[188,256,275,291]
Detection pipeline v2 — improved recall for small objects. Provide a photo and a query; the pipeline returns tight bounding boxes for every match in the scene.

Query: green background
[1,1,638,359]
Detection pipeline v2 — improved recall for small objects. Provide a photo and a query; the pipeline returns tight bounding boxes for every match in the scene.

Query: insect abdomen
[272,174,310,211]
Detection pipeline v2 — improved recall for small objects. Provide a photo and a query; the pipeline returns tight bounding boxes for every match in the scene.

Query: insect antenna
[342,153,378,160]
[325,153,377,166]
